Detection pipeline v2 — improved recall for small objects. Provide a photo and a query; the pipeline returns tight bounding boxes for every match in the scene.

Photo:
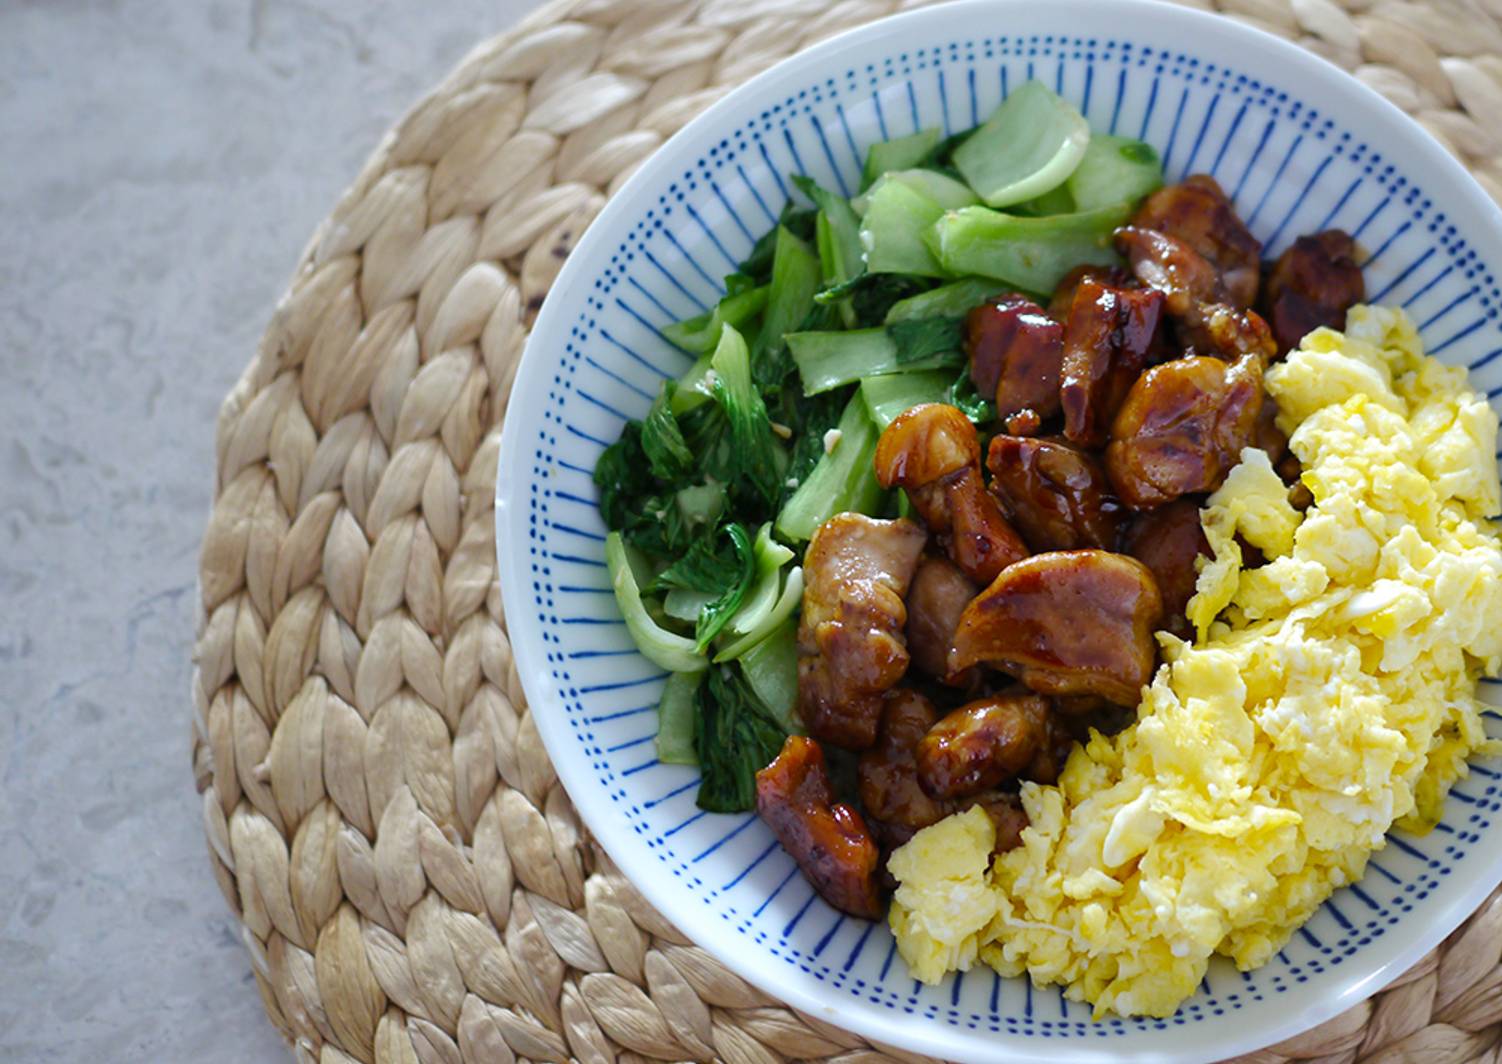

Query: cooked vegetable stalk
[663,587,716,622]
[861,127,942,189]
[710,324,785,507]
[756,226,821,367]
[859,178,950,277]
[859,370,955,429]
[795,176,865,331]
[727,524,796,636]
[738,618,800,734]
[1013,182,1077,217]
[927,203,1132,292]
[953,79,1091,208]
[715,567,804,662]
[674,482,725,528]
[605,532,707,673]
[775,394,885,540]
[816,214,859,328]
[1066,134,1163,211]
[854,168,979,214]
[656,671,702,765]
[670,353,715,414]
[788,323,964,395]
[884,277,1005,323]
[662,284,769,353]
[788,328,897,393]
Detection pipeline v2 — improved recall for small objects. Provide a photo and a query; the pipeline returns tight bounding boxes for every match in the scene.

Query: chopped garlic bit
[822,428,843,454]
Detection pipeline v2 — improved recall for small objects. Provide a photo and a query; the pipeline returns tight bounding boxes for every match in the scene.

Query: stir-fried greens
[595,81,1173,812]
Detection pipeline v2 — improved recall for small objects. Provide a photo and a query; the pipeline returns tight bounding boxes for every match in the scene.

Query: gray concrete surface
[0,2,542,1059]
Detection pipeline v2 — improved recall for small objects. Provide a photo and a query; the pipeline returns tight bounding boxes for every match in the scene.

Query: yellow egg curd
[888,305,1502,1017]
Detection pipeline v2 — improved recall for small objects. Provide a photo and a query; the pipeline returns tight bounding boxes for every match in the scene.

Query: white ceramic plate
[496,2,1502,1059]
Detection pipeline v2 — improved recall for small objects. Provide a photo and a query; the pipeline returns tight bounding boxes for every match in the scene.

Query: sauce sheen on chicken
[1130,174,1261,309]
[987,434,1124,552]
[915,692,1051,800]
[965,295,1065,423]
[796,514,927,750]
[1106,352,1264,509]
[875,404,1029,584]
[951,550,1164,705]
[756,737,883,918]
[1059,281,1166,448]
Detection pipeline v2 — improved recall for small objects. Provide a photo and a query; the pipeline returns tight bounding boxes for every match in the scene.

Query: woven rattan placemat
[190,0,1502,1059]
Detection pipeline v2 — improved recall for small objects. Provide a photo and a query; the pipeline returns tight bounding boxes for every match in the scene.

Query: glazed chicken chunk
[1200,302,1277,362]
[858,689,955,849]
[1120,498,1211,641]
[904,554,980,686]
[859,690,1034,855]
[874,403,1028,585]
[964,295,1064,426]
[1114,226,1219,322]
[1059,279,1166,447]
[1047,264,1131,323]
[756,736,882,918]
[1105,351,1264,509]
[1262,230,1365,355]
[951,550,1164,705]
[1115,225,1277,362]
[987,434,1124,552]
[1129,174,1262,309]
[1116,175,1266,355]
[796,513,927,750]
[914,692,1051,801]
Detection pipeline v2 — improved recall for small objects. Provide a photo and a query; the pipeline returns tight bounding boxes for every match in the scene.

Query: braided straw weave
[190,0,1502,1059]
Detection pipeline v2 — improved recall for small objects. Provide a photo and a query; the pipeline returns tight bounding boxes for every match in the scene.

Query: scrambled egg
[889,306,1502,1017]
